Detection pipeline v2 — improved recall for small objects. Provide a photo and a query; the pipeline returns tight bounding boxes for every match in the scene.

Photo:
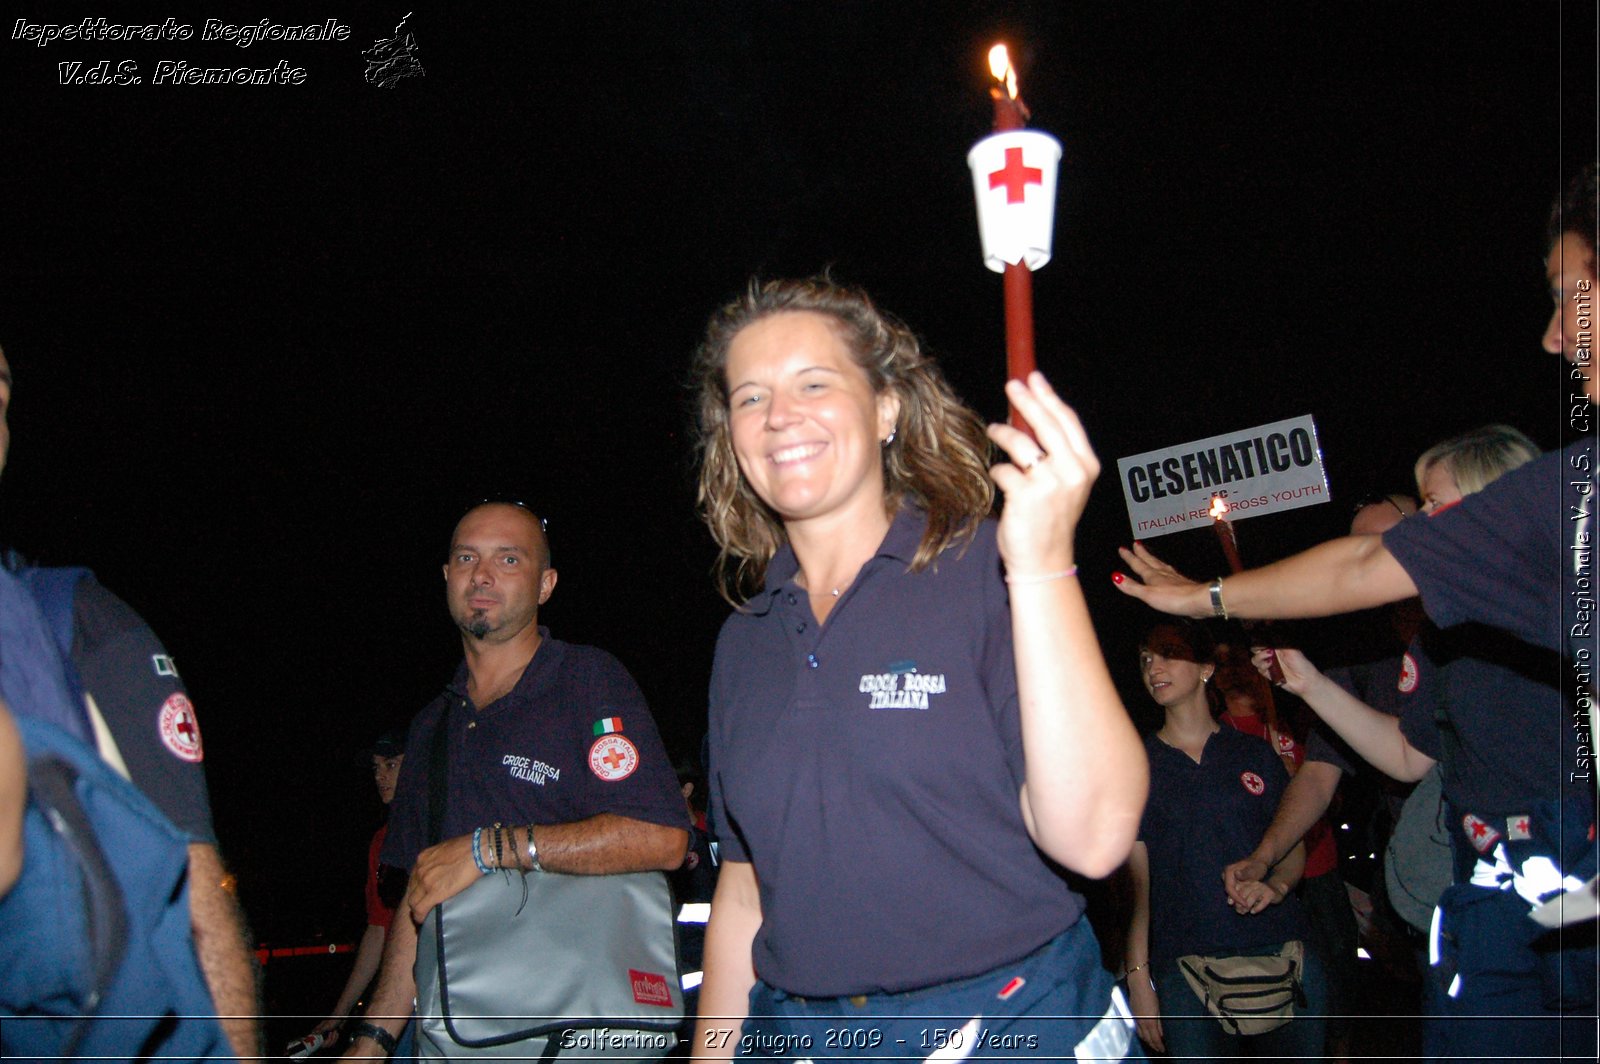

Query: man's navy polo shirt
[707,508,1085,997]
[384,629,686,870]
[1384,440,1593,662]
[1139,725,1308,971]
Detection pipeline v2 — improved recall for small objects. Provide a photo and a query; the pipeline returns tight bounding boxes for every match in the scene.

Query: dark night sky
[1,1,1594,940]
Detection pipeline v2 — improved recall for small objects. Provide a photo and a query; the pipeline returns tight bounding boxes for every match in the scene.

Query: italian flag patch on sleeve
[593,717,623,736]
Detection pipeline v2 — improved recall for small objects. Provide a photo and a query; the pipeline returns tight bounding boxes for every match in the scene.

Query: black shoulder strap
[427,700,451,846]
[28,755,129,1058]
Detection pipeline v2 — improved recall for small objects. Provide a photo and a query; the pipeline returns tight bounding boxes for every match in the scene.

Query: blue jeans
[737,920,1141,1060]
[1153,942,1327,1062]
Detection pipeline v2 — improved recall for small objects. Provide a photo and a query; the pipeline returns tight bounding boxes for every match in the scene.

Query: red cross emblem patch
[1397,653,1419,694]
[158,693,204,763]
[1462,813,1502,854]
[1240,771,1265,796]
[589,734,639,782]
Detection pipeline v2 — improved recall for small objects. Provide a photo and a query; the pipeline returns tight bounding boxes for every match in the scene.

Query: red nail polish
[1111,571,1125,585]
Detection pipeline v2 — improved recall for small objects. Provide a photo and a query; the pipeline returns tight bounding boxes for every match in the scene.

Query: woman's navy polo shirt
[706,509,1086,997]
[1139,725,1308,971]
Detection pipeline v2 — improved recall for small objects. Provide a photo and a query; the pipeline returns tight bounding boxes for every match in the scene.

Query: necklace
[797,574,847,598]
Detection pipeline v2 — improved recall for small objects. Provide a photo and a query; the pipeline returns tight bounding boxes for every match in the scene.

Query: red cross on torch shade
[988,146,1043,204]
[968,42,1064,426]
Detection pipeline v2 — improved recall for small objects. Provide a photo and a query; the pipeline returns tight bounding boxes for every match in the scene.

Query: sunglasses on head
[464,497,549,533]
[1349,493,1414,519]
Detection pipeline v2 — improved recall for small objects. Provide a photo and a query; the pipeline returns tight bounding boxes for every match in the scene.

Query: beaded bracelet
[470,826,491,875]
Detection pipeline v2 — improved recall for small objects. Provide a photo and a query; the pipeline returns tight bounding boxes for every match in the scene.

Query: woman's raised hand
[986,372,1098,577]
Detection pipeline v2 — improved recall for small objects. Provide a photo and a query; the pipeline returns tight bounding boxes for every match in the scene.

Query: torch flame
[987,44,1018,100]
[1209,496,1230,520]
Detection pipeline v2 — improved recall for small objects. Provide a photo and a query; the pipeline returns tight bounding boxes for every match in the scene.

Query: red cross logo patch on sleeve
[1397,653,1419,694]
[1240,771,1265,796]
[158,693,204,762]
[1462,813,1502,854]
[589,734,639,781]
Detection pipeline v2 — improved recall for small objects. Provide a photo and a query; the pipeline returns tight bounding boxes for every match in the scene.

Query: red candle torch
[1209,495,1287,685]
[969,44,1063,427]
[991,45,1035,419]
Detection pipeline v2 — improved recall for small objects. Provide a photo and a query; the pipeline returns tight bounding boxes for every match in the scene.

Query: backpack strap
[0,566,89,742]
[24,748,129,1057]
[428,699,452,846]
[14,566,92,727]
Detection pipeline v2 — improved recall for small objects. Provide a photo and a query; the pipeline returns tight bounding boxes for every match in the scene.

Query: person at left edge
[0,343,261,1059]
[344,502,688,1059]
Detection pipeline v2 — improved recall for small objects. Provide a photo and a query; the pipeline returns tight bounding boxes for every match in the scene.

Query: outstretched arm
[1254,647,1435,782]
[991,374,1148,878]
[1114,535,1417,621]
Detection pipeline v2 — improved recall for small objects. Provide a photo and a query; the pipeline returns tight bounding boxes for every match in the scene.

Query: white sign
[967,129,1062,273]
[1116,414,1329,539]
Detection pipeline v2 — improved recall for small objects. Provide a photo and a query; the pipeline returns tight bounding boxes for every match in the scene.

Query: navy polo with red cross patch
[1139,725,1309,971]
[383,630,687,870]
[706,509,1088,997]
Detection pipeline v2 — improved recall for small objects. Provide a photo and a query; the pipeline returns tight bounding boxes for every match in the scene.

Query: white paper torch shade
[967,129,1062,273]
